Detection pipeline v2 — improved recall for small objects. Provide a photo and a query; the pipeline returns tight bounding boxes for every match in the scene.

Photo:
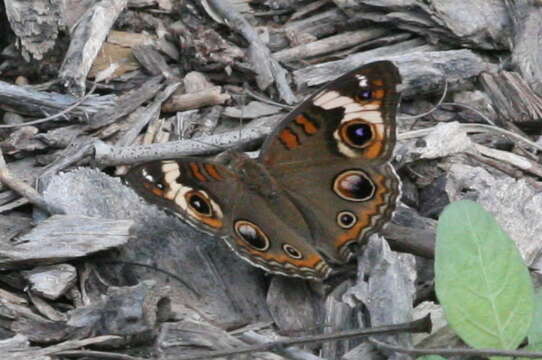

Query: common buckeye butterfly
[126,61,402,280]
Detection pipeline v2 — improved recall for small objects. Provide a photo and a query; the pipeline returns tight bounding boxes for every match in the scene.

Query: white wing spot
[356,74,368,87]
[142,168,154,182]
[313,90,340,107]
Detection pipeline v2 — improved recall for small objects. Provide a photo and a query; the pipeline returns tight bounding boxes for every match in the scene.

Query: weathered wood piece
[115,82,179,146]
[59,0,128,96]
[295,49,496,98]
[93,114,280,165]
[66,280,169,344]
[333,0,510,50]
[4,0,62,60]
[6,335,121,360]
[22,264,77,300]
[132,44,178,80]
[207,0,297,104]
[505,0,542,97]
[157,320,282,360]
[273,28,389,63]
[0,215,132,270]
[344,237,416,359]
[480,71,542,125]
[162,86,230,113]
[86,75,163,130]
[266,277,321,333]
[0,214,32,242]
[0,81,115,120]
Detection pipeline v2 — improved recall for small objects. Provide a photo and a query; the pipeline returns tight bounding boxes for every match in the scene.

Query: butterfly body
[126,61,402,280]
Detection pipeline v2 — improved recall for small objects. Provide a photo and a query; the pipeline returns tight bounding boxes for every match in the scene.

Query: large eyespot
[333,170,375,202]
[338,120,373,148]
[186,190,212,216]
[282,244,303,259]
[337,211,357,229]
[234,220,270,251]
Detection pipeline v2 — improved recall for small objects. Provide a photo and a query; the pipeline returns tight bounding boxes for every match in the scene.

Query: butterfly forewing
[259,61,402,263]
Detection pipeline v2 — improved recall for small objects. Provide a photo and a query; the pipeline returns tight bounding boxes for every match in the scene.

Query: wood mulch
[1,0,542,359]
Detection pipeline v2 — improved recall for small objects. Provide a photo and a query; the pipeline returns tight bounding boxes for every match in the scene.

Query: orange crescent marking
[373,89,385,100]
[143,182,165,197]
[235,238,324,268]
[294,114,318,135]
[189,162,207,182]
[362,141,384,159]
[199,216,223,229]
[204,164,223,180]
[279,128,300,149]
[372,79,384,86]
[335,173,388,248]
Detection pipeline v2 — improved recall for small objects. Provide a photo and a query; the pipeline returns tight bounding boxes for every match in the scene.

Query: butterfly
[125,61,402,280]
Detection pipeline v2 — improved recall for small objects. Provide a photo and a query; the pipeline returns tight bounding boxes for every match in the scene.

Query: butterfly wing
[125,158,331,279]
[259,61,402,263]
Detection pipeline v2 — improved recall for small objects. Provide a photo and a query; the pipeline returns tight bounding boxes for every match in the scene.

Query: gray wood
[505,0,542,97]
[480,71,542,125]
[333,0,510,50]
[4,0,62,61]
[0,81,115,119]
[157,320,283,360]
[266,277,321,333]
[85,75,163,130]
[0,215,132,270]
[294,48,496,98]
[22,264,77,300]
[58,0,128,96]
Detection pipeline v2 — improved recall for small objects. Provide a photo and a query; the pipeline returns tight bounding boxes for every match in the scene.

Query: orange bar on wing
[189,162,207,182]
[295,114,318,135]
[279,128,300,149]
[204,164,223,180]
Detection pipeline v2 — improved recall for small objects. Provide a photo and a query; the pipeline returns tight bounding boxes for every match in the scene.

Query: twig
[440,101,496,125]
[175,315,431,360]
[207,0,297,104]
[0,148,64,214]
[56,350,146,360]
[399,78,448,121]
[0,82,98,128]
[370,338,542,359]
[399,122,542,152]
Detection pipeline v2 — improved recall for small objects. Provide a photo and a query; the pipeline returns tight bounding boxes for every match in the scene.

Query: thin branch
[399,78,448,121]
[399,122,542,152]
[175,315,431,360]
[0,82,98,128]
[55,350,146,360]
[371,338,542,359]
[0,148,64,214]
[440,101,496,125]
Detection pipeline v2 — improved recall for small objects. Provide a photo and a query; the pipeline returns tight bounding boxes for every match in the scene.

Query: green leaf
[435,200,534,350]
[527,289,542,344]
[417,356,447,360]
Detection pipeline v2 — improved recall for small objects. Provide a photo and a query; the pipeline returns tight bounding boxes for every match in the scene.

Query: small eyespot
[333,170,375,202]
[282,244,303,259]
[186,191,212,216]
[338,120,373,148]
[337,211,357,229]
[234,220,270,251]
[358,89,372,100]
